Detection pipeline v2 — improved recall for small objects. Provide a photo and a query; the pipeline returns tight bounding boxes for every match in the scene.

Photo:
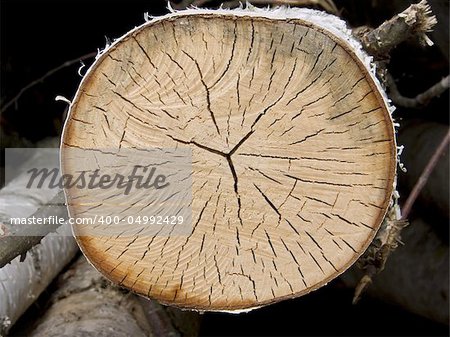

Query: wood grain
[61,12,396,311]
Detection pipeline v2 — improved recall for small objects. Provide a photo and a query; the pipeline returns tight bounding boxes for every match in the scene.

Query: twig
[358,0,437,58]
[387,74,450,108]
[0,191,67,268]
[0,51,96,115]
[401,129,450,219]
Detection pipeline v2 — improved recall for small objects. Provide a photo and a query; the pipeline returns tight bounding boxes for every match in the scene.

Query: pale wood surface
[61,13,396,311]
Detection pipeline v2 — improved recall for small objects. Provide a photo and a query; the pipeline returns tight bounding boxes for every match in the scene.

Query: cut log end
[61,9,396,311]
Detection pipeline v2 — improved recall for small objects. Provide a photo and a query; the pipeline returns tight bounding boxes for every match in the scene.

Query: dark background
[1,0,448,336]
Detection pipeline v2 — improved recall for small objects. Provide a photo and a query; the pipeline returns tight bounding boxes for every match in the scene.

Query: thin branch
[358,0,437,58]
[387,74,450,108]
[401,129,450,219]
[0,52,96,115]
[0,191,67,268]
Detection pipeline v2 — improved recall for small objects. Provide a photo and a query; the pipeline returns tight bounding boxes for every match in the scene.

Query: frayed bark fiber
[356,0,437,58]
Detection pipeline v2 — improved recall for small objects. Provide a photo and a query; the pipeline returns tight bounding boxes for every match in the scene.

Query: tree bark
[0,191,67,268]
[0,147,78,335]
[29,256,200,337]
